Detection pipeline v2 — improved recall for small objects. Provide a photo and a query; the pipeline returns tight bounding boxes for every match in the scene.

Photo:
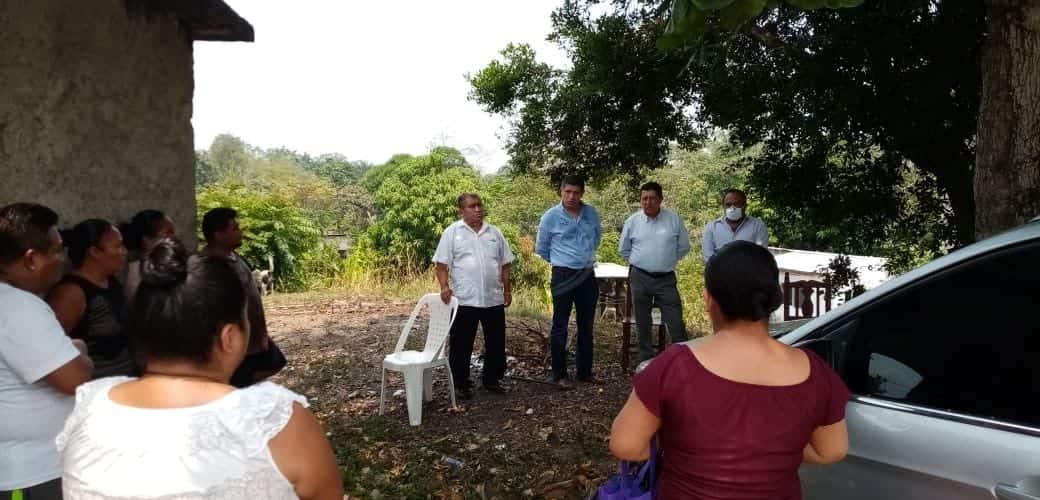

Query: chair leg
[402,367,425,426]
[378,368,387,416]
[423,369,434,402]
[621,321,631,372]
[445,363,457,408]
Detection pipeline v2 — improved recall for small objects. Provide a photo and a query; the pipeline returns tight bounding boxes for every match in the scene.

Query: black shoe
[483,381,507,394]
[455,387,474,400]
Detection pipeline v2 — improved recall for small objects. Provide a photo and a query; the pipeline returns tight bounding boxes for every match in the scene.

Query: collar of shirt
[555,201,589,221]
[641,208,669,223]
[459,221,488,236]
[713,214,750,231]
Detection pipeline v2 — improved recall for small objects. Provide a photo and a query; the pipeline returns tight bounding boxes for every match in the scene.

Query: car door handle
[996,483,1040,500]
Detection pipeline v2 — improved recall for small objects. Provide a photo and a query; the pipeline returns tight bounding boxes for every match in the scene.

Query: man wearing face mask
[701,188,770,261]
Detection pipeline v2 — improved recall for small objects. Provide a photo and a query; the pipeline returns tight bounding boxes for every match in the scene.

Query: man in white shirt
[0,203,93,500]
[701,188,770,261]
[434,193,515,400]
[619,182,692,362]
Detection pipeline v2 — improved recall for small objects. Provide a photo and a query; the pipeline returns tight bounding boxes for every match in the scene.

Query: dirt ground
[266,293,635,500]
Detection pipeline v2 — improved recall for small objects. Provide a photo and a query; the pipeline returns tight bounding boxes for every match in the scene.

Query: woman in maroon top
[610,241,850,499]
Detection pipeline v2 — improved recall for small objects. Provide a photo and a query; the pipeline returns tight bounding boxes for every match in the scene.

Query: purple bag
[595,438,658,500]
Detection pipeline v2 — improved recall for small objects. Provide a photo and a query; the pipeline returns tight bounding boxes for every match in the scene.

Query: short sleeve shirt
[633,344,849,499]
[433,221,515,308]
[0,282,80,490]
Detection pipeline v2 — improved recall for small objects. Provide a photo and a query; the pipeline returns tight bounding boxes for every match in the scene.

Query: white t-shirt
[0,282,80,490]
[433,221,515,308]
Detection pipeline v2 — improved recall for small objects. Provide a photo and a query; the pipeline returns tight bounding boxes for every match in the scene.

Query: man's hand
[503,290,512,307]
[440,287,453,304]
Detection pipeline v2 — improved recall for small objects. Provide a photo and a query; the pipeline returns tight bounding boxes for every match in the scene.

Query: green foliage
[596,230,624,264]
[194,150,219,189]
[360,154,414,194]
[469,7,702,183]
[675,255,710,334]
[662,0,864,46]
[819,254,863,298]
[483,173,560,236]
[196,184,322,291]
[470,0,982,267]
[494,222,549,289]
[362,148,480,272]
[206,134,253,183]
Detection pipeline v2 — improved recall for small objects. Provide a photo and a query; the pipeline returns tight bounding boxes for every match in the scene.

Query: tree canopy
[470,0,984,258]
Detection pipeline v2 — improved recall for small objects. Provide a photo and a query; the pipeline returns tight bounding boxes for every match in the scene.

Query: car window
[844,242,1040,428]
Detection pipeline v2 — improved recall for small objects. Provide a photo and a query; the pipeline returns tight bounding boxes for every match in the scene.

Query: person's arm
[47,283,87,334]
[432,228,455,304]
[435,263,452,304]
[701,223,714,262]
[4,297,93,394]
[535,213,552,262]
[619,219,633,261]
[803,419,849,464]
[610,391,661,461]
[501,263,512,307]
[269,403,344,500]
[43,355,93,395]
[676,216,692,261]
[757,220,770,248]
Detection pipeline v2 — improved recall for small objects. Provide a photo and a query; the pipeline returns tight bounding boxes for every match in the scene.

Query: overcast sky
[192,1,569,173]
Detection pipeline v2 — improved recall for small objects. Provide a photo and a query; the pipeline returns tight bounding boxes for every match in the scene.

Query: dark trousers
[1,478,62,500]
[550,267,599,380]
[630,267,688,361]
[449,305,506,389]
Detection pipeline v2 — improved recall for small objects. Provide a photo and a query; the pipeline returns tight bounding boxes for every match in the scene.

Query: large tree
[472,0,1037,246]
[974,0,1040,238]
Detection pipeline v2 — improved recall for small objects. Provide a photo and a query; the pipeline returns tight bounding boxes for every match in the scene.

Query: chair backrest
[393,293,459,359]
[782,272,832,320]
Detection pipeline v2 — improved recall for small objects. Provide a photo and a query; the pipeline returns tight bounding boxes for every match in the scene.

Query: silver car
[779,218,1040,499]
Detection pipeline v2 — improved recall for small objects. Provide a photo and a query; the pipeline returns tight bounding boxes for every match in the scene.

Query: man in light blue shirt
[619,182,691,361]
[536,175,602,389]
[701,188,769,261]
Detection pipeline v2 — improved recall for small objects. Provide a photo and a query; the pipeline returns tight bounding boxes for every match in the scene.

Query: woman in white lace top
[58,240,343,500]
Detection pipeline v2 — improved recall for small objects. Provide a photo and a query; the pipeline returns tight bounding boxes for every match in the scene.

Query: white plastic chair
[379,293,459,426]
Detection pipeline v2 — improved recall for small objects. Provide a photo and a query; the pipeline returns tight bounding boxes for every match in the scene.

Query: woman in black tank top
[47,219,135,378]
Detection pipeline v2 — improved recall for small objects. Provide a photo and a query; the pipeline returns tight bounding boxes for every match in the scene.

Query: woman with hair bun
[609,241,850,499]
[47,219,133,378]
[57,239,343,500]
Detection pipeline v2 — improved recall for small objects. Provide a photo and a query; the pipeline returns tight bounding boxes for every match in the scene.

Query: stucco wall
[0,0,197,246]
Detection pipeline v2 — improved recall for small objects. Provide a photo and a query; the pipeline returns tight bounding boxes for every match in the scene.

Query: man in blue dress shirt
[619,182,692,362]
[536,175,602,389]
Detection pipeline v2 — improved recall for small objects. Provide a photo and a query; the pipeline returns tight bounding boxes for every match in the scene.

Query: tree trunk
[975,0,1040,239]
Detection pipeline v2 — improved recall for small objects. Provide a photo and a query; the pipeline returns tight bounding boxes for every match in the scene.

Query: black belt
[630,265,674,279]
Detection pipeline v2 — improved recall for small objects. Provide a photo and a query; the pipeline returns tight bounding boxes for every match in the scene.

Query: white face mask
[725,206,744,221]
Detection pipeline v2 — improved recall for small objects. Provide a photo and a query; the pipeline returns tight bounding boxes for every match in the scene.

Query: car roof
[778,218,1040,345]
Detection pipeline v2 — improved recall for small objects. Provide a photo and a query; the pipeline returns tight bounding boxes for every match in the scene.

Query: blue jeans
[550,266,598,380]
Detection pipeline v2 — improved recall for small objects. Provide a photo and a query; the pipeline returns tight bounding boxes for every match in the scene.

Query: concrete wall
[0,0,197,246]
